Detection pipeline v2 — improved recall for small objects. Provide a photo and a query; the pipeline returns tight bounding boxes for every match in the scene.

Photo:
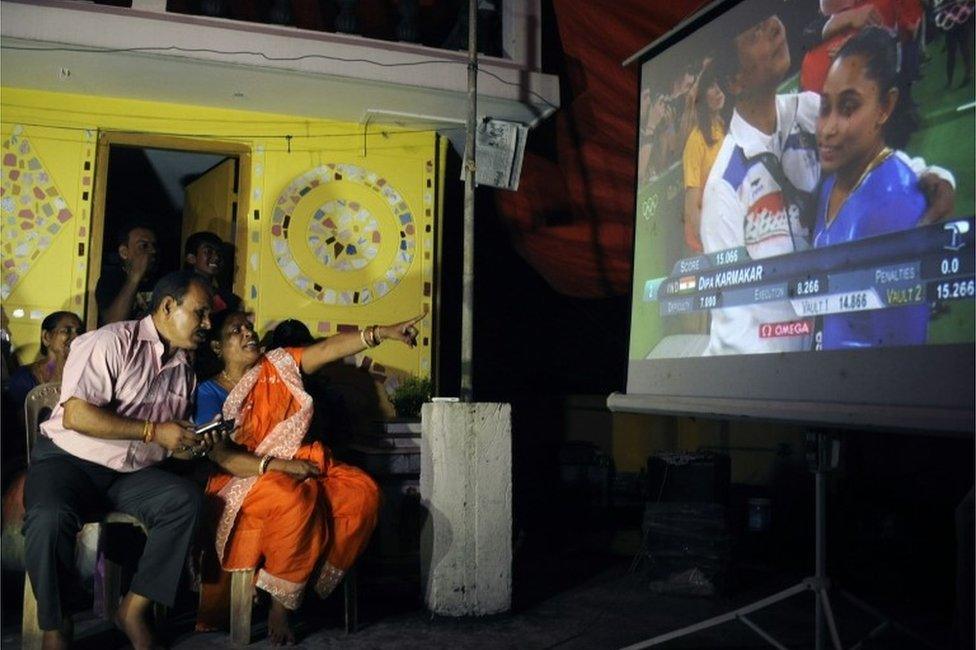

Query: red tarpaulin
[496,0,706,298]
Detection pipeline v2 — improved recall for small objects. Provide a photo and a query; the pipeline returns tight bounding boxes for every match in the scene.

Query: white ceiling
[142,148,227,211]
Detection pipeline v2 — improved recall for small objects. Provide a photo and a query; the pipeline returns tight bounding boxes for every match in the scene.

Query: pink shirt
[40,316,196,472]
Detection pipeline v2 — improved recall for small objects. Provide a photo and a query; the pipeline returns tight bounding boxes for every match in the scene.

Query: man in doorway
[698,7,954,356]
[184,231,241,315]
[23,270,215,650]
[95,223,158,325]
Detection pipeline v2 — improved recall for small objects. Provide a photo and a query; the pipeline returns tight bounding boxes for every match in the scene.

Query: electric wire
[3,119,464,142]
[1,43,559,111]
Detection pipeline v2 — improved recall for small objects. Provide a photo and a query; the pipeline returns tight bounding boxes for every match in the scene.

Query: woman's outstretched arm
[299,314,424,375]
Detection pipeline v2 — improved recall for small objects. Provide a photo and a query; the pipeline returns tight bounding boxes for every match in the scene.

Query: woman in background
[2,311,83,572]
[7,311,83,417]
[814,27,931,349]
[681,60,727,253]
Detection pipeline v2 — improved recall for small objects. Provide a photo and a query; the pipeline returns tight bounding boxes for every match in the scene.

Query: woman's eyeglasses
[52,327,85,336]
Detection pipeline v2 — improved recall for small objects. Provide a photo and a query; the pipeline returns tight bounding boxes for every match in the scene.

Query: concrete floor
[1,554,954,649]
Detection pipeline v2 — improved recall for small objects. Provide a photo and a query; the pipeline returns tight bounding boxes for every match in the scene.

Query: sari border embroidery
[313,562,345,599]
[256,568,305,611]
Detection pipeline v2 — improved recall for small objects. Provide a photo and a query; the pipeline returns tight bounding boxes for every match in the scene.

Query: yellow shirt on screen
[682,121,725,189]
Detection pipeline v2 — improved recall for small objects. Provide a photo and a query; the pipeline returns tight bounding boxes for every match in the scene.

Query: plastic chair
[20,382,163,649]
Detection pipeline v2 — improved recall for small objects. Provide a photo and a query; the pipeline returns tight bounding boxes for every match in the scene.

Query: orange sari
[197,347,380,629]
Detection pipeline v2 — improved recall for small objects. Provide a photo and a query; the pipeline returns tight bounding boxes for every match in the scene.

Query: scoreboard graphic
[642,218,975,351]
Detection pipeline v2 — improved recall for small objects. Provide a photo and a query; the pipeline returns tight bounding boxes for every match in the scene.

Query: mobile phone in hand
[188,418,235,458]
[194,418,235,437]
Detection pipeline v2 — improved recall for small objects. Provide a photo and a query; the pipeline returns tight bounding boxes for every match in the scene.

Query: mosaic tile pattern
[308,200,380,271]
[72,130,96,310]
[270,164,416,306]
[419,158,435,359]
[1,127,73,300]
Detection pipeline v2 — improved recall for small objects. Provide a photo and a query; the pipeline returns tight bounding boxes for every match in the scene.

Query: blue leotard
[813,152,929,349]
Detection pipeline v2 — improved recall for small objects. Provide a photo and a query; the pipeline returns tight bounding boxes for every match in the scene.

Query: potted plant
[389,375,432,420]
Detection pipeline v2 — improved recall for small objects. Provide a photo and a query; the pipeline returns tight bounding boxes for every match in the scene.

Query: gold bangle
[359,328,369,348]
[142,420,154,443]
[368,324,380,347]
[259,455,273,475]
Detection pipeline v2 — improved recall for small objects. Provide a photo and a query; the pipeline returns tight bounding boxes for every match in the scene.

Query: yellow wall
[1,87,443,399]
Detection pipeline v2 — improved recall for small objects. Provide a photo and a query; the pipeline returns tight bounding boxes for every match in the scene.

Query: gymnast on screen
[813,27,930,348]
[697,8,955,357]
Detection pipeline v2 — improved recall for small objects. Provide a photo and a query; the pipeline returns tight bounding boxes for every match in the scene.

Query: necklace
[220,370,239,387]
[825,147,892,228]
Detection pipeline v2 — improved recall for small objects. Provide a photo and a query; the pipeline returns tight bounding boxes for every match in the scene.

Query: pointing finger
[404,313,426,327]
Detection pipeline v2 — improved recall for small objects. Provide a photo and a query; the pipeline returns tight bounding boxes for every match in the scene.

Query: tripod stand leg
[839,588,943,650]
[850,621,891,650]
[738,614,790,650]
[816,586,824,650]
[620,581,810,649]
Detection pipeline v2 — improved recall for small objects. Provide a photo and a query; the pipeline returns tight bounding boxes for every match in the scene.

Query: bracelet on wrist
[142,420,155,444]
[361,325,379,348]
[369,324,380,347]
[259,455,274,475]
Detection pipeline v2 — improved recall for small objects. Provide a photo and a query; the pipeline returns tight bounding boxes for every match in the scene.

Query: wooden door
[181,157,237,246]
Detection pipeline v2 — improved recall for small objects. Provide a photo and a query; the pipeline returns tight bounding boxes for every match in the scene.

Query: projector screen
[610,0,975,432]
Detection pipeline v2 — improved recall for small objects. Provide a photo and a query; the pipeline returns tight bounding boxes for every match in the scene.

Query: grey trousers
[23,437,203,630]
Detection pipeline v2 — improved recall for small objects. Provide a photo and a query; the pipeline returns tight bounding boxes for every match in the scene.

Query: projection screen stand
[622,430,942,650]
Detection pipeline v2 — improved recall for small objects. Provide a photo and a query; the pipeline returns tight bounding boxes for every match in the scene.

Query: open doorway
[87,134,251,329]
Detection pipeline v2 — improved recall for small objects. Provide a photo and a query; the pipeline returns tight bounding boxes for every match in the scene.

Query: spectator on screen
[800,0,923,94]
[682,60,729,253]
[934,0,974,88]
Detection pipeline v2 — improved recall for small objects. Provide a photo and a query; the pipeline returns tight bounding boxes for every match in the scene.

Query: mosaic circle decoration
[270,164,416,306]
[308,200,380,271]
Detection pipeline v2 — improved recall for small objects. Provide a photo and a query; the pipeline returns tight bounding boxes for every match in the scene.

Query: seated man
[23,270,215,650]
[184,231,241,315]
[95,223,158,325]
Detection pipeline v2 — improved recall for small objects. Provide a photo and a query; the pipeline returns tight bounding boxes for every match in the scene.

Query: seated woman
[813,27,930,349]
[6,311,83,467]
[195,310,422,644]
[7,311,83,414]
[2,311,83,571]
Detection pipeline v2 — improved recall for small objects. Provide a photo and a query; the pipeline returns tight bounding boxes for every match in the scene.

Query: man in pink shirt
[23,270,213,650]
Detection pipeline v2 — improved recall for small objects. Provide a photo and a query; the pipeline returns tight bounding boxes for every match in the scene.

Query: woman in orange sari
[194,310,421,644]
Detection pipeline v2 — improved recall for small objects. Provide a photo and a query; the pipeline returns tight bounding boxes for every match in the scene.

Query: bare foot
[41,631,68,650]
[114,592,162,650]
[41,615,73,650]
[267,600,295,646]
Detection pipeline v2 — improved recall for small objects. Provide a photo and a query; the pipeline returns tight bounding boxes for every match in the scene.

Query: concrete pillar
[420,401,512,616]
